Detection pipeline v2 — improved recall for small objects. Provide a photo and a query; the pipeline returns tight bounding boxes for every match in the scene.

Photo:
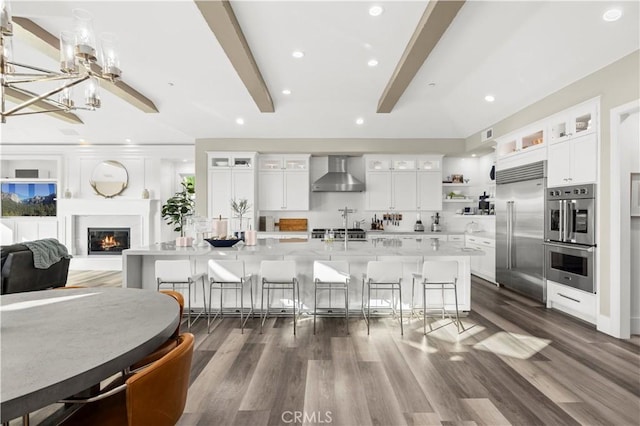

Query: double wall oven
[544,184,596,293]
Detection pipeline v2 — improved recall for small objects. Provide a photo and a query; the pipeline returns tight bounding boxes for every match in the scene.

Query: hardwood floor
[53,273,640,425]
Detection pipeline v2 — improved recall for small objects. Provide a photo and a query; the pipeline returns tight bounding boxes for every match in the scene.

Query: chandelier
[0,0,122,123]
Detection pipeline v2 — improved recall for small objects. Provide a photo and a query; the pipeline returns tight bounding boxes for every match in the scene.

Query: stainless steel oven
[544,242,595,293]
[545,184,596,246]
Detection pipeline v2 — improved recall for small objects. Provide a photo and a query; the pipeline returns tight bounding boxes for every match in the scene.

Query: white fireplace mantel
[58,199,161,269]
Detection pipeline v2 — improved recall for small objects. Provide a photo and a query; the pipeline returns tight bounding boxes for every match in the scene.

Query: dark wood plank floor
[51,272,640,425]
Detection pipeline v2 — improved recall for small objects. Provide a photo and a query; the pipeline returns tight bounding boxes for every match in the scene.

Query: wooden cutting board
[277,218,308,231]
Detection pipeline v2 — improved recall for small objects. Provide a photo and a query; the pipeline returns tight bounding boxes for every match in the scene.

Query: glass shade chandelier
[0,0,122,123]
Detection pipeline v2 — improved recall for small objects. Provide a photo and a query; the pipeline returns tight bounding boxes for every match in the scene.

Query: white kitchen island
[122,238,484,314]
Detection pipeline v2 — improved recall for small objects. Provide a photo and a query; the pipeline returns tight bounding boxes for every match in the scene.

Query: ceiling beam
[377,0,465,113]
[12,17,159,114]
[194,0,274,113]
[5,87,83,124]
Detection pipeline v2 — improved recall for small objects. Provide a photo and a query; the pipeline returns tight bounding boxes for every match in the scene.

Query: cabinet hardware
[558,293,580,303]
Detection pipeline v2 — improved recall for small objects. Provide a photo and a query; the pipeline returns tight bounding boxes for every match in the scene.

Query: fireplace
[88,228,131,255]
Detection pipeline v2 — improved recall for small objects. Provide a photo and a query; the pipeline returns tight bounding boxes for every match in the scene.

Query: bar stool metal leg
[398,282,403,335]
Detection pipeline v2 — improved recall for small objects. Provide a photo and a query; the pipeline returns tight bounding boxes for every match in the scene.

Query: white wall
[0,145,194,245]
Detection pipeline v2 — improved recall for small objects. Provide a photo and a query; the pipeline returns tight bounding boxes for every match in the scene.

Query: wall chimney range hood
[311,156,365,192]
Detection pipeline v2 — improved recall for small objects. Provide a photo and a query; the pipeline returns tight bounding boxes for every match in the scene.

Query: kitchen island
[123,238,484,314]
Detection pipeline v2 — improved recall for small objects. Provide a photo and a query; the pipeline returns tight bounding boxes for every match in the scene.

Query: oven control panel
[547,184,595,200]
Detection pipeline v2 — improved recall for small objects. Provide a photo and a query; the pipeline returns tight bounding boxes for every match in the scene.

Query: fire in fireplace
[88,228,131,255]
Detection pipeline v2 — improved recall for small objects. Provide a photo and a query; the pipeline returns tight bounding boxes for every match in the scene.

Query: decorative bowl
[205,238,240,247]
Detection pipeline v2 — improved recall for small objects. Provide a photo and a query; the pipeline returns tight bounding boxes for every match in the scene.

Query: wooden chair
[58,333,194,426]
[128,290,184,371]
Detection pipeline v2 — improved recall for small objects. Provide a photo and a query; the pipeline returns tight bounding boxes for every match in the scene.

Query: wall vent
[15,169,39,178]
[481,128,493,142]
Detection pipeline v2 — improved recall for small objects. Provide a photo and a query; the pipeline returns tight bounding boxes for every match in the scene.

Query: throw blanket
[23,238,72,269]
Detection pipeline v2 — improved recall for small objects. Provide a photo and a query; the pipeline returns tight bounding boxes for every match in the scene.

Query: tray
[205,238,241,247]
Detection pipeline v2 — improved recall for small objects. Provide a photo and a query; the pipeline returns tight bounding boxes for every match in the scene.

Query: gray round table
[0,287,180,423]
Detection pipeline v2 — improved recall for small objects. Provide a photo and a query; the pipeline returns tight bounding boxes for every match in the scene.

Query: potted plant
[230,198,251,231]
[161,181,195,246]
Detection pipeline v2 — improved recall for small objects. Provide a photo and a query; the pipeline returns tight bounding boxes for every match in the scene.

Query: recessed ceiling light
[485,94,495,102]
[282,89,291,95]
[369,6,384,16]
[367,59,379,67]
[602,8,622,22]
[428,82,436,87]
[236,118,245,125]
[125,138,132,143]
[356,118,364,125]
[471,154,477,157]
[167,82,174,87]
[292,50,304,59]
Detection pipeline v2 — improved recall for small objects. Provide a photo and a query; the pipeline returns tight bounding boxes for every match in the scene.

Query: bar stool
[414,260,465,334]
[313,260,350,335]
[362,261,403,335]
[207,259,254,334]
[155,260,207,330]
[260,260,299,335]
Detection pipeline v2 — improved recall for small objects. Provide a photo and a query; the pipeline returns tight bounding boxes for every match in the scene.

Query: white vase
[175,236,193,247]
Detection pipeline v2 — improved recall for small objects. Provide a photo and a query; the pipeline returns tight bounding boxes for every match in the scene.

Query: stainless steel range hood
[311,156,365,192]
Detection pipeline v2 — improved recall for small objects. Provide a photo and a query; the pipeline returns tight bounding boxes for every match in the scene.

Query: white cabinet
[365,155,442,211]
[365,172,392,211]
[548,133,597,187]
[546,280,596,324]
[392,171,417,210]
[548,101,597,143]
[465,235,495,283]
[258,155,310,211]
[207,152,257,230]
[496,125,545,160]
[417,171,442,211]
[0,218,58,244]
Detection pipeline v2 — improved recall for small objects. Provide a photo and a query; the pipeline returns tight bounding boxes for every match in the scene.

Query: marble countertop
[124,239,485,257]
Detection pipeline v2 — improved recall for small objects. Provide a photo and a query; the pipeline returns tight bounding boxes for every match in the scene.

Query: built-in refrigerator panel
[496,162,546,302]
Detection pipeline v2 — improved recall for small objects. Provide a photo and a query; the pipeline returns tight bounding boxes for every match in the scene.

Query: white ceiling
[1,0,639,146]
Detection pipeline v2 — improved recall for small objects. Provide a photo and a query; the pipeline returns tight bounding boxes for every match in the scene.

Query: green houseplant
[161,181,195,238]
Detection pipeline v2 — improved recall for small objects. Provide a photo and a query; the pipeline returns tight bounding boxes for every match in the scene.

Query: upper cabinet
[548,102,597,144]
[496,125,545,159]
[209,153,255,169]
[364,155,442,211]
[207,152,257,230]
[258,154,310,211]
[495,97,600,174]
[548,133,597,186]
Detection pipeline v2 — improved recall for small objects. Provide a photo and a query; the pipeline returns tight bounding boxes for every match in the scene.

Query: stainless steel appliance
[543,183,596,293]
[544,242,595,293]
[430,212,442,232]
[496,161,547,302]
[311,156,365,192]
[545,184,595,246]
[311,228,367,241]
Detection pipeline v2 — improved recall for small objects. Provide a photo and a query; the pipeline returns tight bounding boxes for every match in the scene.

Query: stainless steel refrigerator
[495,161,547,302]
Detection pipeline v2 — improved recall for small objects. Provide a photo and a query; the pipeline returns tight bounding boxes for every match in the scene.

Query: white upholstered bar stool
[207,259,254,334]
[313,260,350,335]
[259,260,299,335]
[362,261,403,335]
[155,260,207,330]
[416,260,465,334]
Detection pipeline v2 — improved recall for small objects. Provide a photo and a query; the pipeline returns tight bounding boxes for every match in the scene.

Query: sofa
[1,241,71,295]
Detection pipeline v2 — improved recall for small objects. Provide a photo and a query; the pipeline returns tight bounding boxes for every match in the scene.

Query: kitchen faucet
[338,206,356,248]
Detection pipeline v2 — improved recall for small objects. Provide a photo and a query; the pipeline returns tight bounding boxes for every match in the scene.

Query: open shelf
[450,215,496,218]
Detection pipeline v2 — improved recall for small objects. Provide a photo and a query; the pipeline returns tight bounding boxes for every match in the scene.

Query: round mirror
[90,160,129,198]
